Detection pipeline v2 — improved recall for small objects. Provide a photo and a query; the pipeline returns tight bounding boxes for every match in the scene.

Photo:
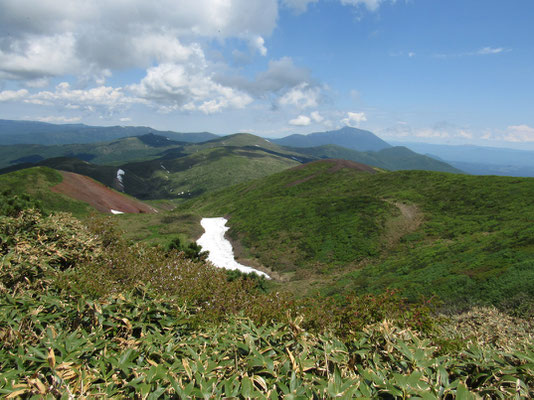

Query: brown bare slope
[51,171,156,214]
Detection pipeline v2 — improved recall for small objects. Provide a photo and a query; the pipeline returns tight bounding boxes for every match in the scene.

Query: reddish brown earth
[51,171,156,214]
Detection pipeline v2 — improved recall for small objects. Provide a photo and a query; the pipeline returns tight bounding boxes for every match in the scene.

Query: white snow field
[110,209,124,215]
[197,217,270,278]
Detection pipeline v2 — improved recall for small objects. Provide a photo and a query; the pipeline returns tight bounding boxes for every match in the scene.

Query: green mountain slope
[290,144,461,173]
[0,133,189,169]
[0,119,218,145]
[122,145,302,199]
[179,159,534,310]
[0,167,92,215]
[1,138,304,200]
[2,204,532,398]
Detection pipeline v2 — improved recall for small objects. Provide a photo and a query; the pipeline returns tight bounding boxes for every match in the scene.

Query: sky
[0,0,533,148]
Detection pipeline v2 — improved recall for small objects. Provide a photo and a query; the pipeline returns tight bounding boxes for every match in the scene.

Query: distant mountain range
[290,144,460,173]
[0,119,218,145]
[1,127,461,200]
[272,126,391,152]
[392,141,534,177]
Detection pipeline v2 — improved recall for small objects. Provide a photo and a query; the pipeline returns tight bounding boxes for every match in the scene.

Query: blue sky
[0,0,533,148]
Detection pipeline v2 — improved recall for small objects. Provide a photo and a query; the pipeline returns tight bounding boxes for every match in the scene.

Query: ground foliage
[1,204,533,398]
[180,161,534,314]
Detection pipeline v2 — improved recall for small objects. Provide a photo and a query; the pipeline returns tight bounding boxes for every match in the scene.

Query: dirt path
[383,201,423,247]
[51,171,156,214]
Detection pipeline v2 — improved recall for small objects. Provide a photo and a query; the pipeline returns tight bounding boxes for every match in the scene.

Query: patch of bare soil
[383,201,423,247]
[51,171,156,214]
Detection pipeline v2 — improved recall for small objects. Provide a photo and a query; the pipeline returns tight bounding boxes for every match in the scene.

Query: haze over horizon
[0,1,533,149]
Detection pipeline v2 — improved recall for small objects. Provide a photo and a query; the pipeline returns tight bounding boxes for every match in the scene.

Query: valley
[1,121,533,397]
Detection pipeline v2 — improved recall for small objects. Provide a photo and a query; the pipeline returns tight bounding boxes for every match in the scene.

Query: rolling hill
[0,134,307,201]
[290,144,461,173]
[0,133,188,169]
[0,167,155,216]
[179,159,534,311]
[0,119,218,145]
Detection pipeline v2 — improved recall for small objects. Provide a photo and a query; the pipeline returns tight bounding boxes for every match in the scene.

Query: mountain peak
[272,127,391,152]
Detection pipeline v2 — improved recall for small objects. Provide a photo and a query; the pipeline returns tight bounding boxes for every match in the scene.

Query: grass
[122,146,300,200]
[1,201,533,398]
[0,167,91,216]
[177,160,534,313]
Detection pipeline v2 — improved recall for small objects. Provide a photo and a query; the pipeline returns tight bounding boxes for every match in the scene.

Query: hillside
[290,144,461,173]
[121,144,302,199]
[0,134,189,169]
[1,192,532,398]
[0,119,218,145]
[272,126,392,151]
[0,133,311,201]
[0,167,155,215]
[179,159,534,311]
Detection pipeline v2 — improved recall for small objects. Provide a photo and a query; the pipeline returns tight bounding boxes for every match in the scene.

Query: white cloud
[0,0,279,82]
[341,111,367,127]
[278,83,320,109]
[0,33,81,80]
[458,129,473,139]
[504,125,534,142]
[415,128,450,139]
[310,111,324,123]
[35,116,81,123]
[477,47,505,55]
[289,115,311,126]
[0,89,29,101]
[251,36,268,56]
[129,63,253,114]
[340,0,388,11]
[434,47,510,59]
[32,82,136,109]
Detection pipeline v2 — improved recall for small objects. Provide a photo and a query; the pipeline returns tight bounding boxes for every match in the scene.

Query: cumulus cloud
[0,82,141,112]
[340,0,388,11]
[0,89,29,102]
[0,0,339,118]
[130,63,253,114]
[35,116,81,123]
[504,125,534,142]
[278,83,320,109]
[250,36,268,56]
[310,111,324,123]
[0,0,278,81]
[289,115,311,126]
[341,111,367,127]
[214,56,322,108]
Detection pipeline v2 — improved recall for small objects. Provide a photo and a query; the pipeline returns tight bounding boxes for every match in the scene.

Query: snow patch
[197,217,270,278]
[160,163,170,173]
[110,209,124,215]
[116,169,125,188]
